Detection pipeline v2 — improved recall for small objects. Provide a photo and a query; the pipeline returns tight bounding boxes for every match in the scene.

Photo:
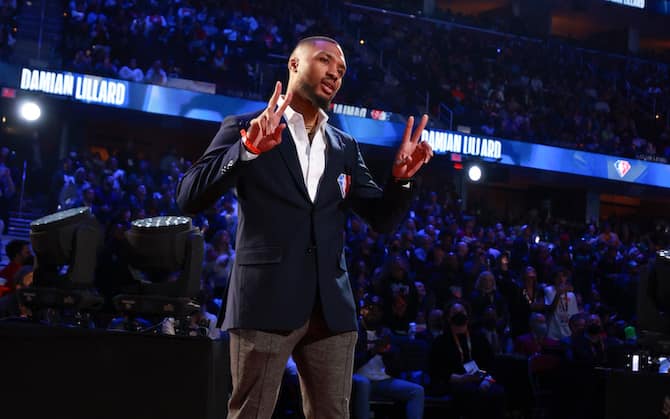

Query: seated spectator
[145,60,167,85]
[571,313,609,367]
[492,251,516,302]
[414,280,435,320]
[507,266,545,338]
[203,229,235,296]
[469,270,509,330]
[0,265,33,318]
[128,184,148,211]
[379,255,419,334]
[476,305,511,355]
[58,166,88,210]
[0,20,16,61]
[71,50,92,73]
[512,225,533,270]
[0,239,31,294]
[597,222,621,248]
[187,290,220,339]
[429,301,505,418]
[94,55,117,77]
[0,162,15,233]
[352,294,425,419]
[417,308,444,344]
[514,312,560,358]
[560,313,588,360]
[118,58,145,82]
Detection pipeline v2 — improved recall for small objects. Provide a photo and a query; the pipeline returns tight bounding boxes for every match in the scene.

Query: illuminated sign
[19,68,128,107]
[329,103,391,121]
[605,0,645,8]
[4,62,670,189]
[421,129,502,159]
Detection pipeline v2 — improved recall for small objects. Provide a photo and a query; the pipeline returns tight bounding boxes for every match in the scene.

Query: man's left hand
[392,114,433,179]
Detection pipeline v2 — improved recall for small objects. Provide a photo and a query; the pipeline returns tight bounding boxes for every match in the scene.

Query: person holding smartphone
[544,267,579,340]
[428,301,505,418]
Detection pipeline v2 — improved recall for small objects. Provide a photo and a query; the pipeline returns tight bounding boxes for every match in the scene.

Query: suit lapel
[315,125,345,205]
[276,121,311,201]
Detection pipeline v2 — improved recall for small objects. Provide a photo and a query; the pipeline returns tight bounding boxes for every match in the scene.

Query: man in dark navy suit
[176,36,433,419]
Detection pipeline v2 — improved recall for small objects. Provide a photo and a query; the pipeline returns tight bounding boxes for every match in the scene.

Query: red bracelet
[240,129,261,155]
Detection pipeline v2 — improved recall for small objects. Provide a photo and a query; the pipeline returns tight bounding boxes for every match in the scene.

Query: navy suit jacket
[176,111,414,332]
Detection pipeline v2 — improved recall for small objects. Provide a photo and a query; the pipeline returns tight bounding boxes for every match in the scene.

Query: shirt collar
[278,96,329,132]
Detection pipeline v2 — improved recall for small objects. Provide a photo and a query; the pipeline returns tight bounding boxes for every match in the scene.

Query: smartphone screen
[632,354,639,372]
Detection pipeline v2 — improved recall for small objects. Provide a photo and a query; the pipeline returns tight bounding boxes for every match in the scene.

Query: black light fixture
[18,206,104,323]
[638,250,670,336]
[113,216,203,319]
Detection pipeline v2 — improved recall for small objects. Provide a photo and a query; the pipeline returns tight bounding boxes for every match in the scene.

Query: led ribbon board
[605,0,645,8]
[19,68,129,107]
[4,63,670,188]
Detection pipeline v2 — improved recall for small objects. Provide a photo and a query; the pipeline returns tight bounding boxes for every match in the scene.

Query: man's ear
[289,57,299,72]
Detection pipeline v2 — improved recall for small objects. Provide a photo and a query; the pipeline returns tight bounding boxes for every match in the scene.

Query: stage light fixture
[113,216,203,320]
[467,164,482,182]
[18,207,104,322]
[19,101,41,121]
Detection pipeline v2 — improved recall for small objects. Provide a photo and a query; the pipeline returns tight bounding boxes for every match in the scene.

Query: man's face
[291,40,346,110]
[587,315,602,329]
[391,263,404,280]
[19,245,31,263]
[571,318,586,336]
[448,304,467,324]
[480,274,495,293]
[531,314,547,329]
[415,281,426,297]
[456,242,468,258]
[555,272,568,287]
[524,268,537,284]
[428,309,444,330]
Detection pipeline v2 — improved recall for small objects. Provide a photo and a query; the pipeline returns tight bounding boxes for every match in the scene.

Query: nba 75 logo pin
[337,173,351,198]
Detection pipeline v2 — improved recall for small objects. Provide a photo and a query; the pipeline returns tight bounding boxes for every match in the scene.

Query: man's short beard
[299,80,332,110]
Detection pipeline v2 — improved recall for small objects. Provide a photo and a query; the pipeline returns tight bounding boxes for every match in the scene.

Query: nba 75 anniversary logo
[614,160,631,178]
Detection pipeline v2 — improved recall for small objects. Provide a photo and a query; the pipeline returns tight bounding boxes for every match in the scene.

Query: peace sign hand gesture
[392,114,433,179]
[244,81,293,154]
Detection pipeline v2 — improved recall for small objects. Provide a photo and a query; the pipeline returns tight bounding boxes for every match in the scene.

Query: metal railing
[438,103,453,131]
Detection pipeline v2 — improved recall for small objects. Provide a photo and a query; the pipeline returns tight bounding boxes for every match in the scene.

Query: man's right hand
[244,81,293,154]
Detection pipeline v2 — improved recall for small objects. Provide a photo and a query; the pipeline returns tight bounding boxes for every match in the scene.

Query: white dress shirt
[240,97,329,202]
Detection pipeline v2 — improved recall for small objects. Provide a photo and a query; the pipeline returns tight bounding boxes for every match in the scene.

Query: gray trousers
[227,305,358,419]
